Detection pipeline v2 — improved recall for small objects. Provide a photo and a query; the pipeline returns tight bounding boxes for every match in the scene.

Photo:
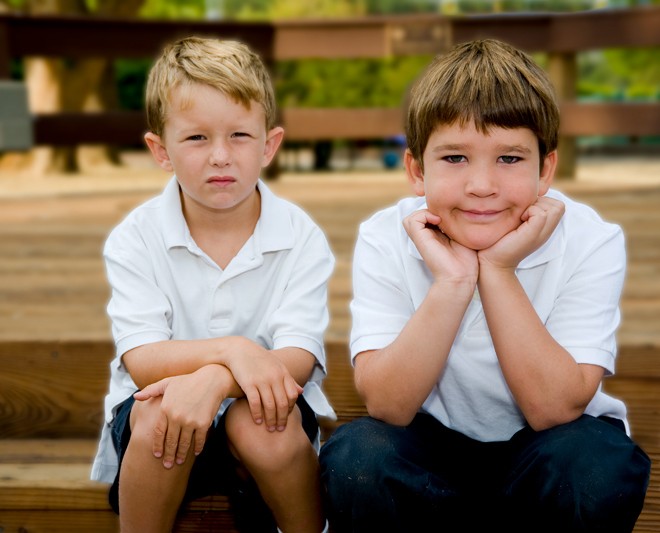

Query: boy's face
[405,121,556,251]
[144,83,282,215]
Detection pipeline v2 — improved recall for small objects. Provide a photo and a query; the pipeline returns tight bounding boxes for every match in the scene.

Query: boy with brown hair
[319,39,650,532]
[91,36,334,533]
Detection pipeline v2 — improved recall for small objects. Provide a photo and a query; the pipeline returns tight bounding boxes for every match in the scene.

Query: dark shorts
[109,393,318,519]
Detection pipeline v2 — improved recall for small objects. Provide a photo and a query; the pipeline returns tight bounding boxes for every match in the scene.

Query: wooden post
[547,51,578,180]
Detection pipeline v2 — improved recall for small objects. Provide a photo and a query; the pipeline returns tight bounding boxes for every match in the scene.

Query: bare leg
[118,397,195,533]
[226,399,325,533]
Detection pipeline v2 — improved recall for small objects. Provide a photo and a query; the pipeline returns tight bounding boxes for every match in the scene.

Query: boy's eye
[443,155,466,164]
[187,135,205,141]
[231,132,250,138]
[499,155,520,164]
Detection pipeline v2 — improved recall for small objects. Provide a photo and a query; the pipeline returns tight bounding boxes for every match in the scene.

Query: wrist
[429,277,476,301]
[214,335,246,367]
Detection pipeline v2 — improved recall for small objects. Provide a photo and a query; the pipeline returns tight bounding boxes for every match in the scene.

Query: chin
[455,236,500,251]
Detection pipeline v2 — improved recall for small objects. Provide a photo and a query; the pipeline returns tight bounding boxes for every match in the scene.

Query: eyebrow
[495,144,533,154]
[430,143,468,153]
[430,143,533,154]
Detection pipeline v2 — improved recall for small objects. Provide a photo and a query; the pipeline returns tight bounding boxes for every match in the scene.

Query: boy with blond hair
[319,39,650,532]
[91,36,333,533]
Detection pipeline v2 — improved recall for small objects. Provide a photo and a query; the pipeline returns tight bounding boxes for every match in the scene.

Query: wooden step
[1,338,659,531]
[1,174,659,530]
[0,439,239,532]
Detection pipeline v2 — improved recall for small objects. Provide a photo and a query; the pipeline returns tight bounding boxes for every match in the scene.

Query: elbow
[525,403,586,432]
[363,396,417,427]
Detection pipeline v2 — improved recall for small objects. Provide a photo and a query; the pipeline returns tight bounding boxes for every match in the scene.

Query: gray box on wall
[0,81,33,151]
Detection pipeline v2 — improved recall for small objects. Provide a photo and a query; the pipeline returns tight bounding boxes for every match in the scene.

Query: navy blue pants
[319,414,650,532]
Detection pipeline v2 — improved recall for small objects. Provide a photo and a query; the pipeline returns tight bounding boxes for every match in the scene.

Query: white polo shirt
[350,188,629,442]
[91,177,336,483]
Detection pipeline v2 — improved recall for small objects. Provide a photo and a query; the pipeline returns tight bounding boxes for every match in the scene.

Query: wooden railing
[0,6,659,178]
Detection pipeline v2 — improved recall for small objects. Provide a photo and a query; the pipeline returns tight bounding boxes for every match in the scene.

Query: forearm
[124,337,315,392]
[355,281,473,426]
[478,266,602,429]
[123,336,242,388]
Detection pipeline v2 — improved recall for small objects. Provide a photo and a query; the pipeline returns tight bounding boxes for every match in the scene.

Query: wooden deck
[0,154,659,531]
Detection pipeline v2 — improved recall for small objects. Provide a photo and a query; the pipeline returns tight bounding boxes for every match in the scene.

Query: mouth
[460,208,502,222]
[207,176,235,186]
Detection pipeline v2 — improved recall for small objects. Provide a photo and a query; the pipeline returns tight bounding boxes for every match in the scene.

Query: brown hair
[145,36,277,136]
[405,39,559,171]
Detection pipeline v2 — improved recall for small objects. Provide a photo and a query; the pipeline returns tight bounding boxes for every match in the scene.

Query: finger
[272,384,291,431]
[193,426,209,457]
[151,411,168,459]
[134,384,158,401]
[284,378,302,412]
[175,427,194,465]
[133,378,169,401]
[259,387,278,431]
[244,385,264,425]
[161,422,181,469]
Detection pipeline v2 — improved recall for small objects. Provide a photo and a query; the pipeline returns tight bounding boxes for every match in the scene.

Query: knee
[320,417,397,495]
[226,400,311,472]
[126,397,162,450]
[508,416,651,530]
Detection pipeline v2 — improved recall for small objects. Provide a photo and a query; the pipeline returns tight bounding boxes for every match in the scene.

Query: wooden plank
[0,511,119,533]
[450,6,660,53]
[28,101,660,147]
[0,14,275,61]
[0,341,112,438]
[275,19,389,59]
[275,14,452,59]
[560,103,660,137]
[0,439,97,464]
[283,108,404,141]
[32,111,147,147]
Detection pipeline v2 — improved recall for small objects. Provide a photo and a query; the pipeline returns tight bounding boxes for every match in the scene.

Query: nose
[209,141,231,167]
[465,165,497,196]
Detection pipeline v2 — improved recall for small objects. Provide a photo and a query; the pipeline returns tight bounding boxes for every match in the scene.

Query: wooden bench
[0,337,658,532]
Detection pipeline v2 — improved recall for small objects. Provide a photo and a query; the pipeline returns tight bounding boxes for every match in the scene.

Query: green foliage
[578,49,660,101]
[276,56,432,108]
[140,0,206,19]
[115,59,152,110]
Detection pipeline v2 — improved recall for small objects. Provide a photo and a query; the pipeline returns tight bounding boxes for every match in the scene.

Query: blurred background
[0,0,657,178]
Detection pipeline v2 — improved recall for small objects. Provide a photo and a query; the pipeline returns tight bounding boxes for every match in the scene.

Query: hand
[134,365,225,468]
[226,341,303,432]
[403,208,478,285]
[478,196,565,270]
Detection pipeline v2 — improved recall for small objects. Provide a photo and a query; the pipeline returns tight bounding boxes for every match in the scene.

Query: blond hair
[405,39,559,170]
[145,36,277,136]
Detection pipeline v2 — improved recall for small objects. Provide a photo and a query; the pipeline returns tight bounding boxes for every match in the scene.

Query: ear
[538,149,557,196]
[404,149,425,197]
[144,132,173,172]
[261,126,285,167]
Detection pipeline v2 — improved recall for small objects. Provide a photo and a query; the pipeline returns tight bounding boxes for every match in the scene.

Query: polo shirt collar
[161,176,190,250]
[159,176,294,253]
[254,179,295,253]
[407,200,564,269]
